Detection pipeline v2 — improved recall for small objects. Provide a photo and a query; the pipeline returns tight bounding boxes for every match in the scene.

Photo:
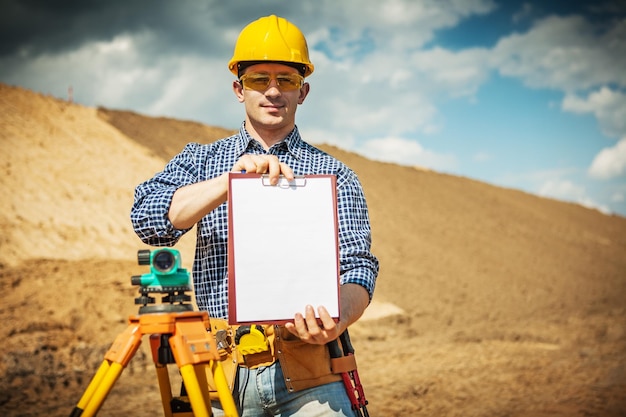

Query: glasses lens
[240,73,303,91]
[276,74,303,90]
[241,74,271,91]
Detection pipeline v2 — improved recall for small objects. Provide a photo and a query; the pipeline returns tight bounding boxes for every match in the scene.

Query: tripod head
[131,248,194,314]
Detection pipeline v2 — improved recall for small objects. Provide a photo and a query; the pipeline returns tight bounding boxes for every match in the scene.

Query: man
[131,15,378,416]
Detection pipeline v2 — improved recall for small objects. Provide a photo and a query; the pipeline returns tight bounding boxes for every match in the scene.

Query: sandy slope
[1,84,625,416]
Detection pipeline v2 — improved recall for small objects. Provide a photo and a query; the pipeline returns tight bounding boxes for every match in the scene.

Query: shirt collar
[235,122,304,160]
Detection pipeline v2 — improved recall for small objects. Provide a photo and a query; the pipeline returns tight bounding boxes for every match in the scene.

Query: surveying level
[69,249,238,417]
[133,248,190,289]
[131,248,194,314]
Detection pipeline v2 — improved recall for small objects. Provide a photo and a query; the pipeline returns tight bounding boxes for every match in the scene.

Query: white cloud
[1,33,168,108]
[512,2,535,23]
[302,128,357,152]
[562,87,626,138]
[488,12,626,197]
[145,55,239,124]
[491,15,626,91]
[308,0,497,52]
[300,55,444,138]
[409,47,491,98]
[359,136,457,170]
[538,179,610,214]
[0,31,246,128]
[538,178,585,199]
[588,137,626,179]
[298,2,495,143]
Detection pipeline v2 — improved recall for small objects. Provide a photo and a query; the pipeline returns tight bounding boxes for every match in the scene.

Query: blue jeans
[211,361,354,416]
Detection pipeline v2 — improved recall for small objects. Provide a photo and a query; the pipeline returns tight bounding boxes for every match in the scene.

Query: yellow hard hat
[228,15,314,78]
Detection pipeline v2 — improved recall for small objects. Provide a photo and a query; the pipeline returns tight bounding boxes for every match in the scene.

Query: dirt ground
[2,83,626,416]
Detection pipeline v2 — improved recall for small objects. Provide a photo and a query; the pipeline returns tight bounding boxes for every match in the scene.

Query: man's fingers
[279,162,294,181]
[251,155,270,174]
[285,305,340,345]
[288,312,308,338]
[233,155,293,184]
[304,305,321,337]
[233,155,260,173]
[317,306,339,332]
[266,157,281,185]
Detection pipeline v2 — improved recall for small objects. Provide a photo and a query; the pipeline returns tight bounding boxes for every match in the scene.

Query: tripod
[69,292,239,417]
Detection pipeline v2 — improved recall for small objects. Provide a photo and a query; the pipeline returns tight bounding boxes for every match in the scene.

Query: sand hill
[1,83,625,416]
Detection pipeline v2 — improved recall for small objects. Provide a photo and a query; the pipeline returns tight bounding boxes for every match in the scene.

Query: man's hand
[284,305,342,345]
[284,284,370,345]
[232,154,294,185]
[169,154,294,229]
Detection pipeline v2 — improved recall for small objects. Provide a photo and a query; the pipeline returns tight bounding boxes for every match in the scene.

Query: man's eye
[277,76,298,86]
[250,76,270,85]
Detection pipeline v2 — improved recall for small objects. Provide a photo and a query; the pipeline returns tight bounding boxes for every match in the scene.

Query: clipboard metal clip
[261,175,307,188]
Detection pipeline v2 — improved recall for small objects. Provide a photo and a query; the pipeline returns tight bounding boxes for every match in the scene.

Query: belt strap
[330,355,357,374]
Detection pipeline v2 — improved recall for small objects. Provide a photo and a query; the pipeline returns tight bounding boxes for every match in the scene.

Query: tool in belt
[235,324,269,355]
[233,324,275,369]
[327,330,370,417]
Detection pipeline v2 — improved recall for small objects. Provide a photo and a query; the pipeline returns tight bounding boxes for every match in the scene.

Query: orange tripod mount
[68,260,239,417]
[69,306,238,417]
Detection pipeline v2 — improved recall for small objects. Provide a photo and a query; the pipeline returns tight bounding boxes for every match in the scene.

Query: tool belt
[205,319,349,396]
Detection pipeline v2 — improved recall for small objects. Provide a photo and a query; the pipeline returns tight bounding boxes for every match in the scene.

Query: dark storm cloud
[1,0,157,56]
[0,0,306,59]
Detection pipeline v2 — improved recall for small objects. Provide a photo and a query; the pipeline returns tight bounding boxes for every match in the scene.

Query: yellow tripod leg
[211,360,238,417]
[69,360,111,417]
[77,362,125,417]
[154,363,174,417]
[71,320,143,417]
[180,364,211,417]
[194,363,213,410]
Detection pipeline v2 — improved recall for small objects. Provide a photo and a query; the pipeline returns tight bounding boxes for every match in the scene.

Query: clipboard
[227,173,340,325]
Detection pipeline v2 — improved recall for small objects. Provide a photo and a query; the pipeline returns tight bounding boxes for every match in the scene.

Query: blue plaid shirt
[131,124,378,320]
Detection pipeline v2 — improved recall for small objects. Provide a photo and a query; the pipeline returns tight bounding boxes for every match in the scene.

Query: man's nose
[265,79,282,95]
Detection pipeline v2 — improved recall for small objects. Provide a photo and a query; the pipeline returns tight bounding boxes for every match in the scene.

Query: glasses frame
[239,72,305,92]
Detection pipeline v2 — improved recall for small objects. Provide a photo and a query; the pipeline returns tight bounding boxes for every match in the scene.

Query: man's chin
[258,115,290,127]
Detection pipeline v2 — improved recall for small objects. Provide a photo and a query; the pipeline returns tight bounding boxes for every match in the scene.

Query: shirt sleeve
[336,169,379,300]
[130,143,201,246]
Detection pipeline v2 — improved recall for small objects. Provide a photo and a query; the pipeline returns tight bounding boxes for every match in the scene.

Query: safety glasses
[239,72,304,92]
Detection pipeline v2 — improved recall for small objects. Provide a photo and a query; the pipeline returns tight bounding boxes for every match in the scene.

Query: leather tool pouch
[273,326,342,392]
[204,318,239,400]
[204,322,343,395]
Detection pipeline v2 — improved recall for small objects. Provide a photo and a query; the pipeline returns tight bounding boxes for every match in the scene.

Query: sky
[2,0,626,217]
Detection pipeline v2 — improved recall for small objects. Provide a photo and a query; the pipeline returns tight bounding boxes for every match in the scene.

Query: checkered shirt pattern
[131,124,379,320]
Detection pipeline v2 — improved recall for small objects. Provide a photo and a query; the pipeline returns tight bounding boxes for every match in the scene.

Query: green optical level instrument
[131,248,193,314]
[132,248,190,289]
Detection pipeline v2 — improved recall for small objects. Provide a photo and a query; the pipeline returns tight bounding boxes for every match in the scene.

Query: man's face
[234,62,309,137]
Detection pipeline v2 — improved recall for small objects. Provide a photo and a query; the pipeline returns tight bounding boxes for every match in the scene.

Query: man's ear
[233,80,245,103]
[298,82,310,104]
